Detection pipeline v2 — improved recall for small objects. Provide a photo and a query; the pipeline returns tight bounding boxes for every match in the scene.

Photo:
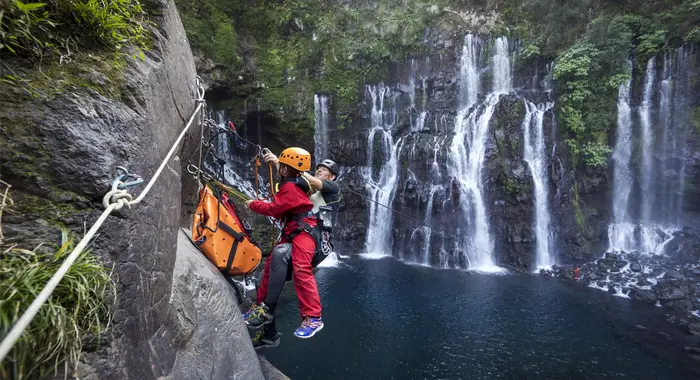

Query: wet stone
[664,269,686,280]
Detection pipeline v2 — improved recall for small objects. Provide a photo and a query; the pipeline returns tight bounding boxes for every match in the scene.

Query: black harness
[282,210,321,243]
[276,176,321,243]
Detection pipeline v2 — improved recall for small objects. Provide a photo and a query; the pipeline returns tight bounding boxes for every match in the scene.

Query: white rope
[0,77,207,364]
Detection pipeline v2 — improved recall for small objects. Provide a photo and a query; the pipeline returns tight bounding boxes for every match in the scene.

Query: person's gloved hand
[262,149,279,169]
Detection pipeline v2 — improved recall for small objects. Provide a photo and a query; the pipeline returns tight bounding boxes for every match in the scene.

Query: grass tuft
[0,229,116,380]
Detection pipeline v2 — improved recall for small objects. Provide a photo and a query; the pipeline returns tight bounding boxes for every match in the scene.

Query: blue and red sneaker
[294,317,324,339]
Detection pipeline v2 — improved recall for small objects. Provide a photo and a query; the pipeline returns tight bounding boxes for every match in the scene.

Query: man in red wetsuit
[243,147,324,349]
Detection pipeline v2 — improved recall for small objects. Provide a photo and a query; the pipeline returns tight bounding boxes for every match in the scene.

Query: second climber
[243,147,324,348]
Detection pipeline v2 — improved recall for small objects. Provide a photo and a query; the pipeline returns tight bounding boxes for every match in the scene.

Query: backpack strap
[278,176,312,195]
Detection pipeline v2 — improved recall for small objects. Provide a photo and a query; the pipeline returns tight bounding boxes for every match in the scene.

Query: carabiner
[111,166,144,189]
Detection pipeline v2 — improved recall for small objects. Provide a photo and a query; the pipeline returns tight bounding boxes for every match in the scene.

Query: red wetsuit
[249,180,321,318]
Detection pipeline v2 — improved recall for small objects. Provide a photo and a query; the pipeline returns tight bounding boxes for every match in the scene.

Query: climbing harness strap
[282,210,321,245]
[0,77,208,364]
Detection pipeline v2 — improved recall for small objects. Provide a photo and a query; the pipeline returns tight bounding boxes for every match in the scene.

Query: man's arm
[302,172,323,191]
[301,173,340,194]
[319,179,340,194]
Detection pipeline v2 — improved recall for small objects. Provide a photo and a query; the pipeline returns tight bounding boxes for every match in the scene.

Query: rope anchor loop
[103,178,134,210]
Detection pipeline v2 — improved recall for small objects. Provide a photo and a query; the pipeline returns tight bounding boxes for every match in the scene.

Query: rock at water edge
[161,229,265,380]
[258,356,291,380]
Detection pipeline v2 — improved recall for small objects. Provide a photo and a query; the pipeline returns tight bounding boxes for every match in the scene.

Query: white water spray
[611,68,633,226]
[447,35,510,272]
[364,85,402,254]
[314,94,330,161]
[523,100,556,269]
[639,58,656,223]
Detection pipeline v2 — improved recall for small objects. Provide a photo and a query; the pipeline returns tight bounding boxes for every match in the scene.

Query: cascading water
[421,185,444,265]
[364,84,402,255]
[408,59,429,134]
[663,47,693,225]
[446,35,509,272]
[608,65,636,252]
[607,46,694,254]
[522,100,556,269]
[639,57,656,223]
[611,66,633,226]
[314,94,330,162]
[204,110,259,199]
[491,37,512,93]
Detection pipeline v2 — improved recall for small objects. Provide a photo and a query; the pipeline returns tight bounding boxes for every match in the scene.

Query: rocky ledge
[541,227,700,364]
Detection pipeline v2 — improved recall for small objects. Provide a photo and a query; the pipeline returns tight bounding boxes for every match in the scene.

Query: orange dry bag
[191,184,262,276]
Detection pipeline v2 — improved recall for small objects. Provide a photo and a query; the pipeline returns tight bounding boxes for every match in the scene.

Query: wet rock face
[664,228,700,264]
[2,1,269,379]
[485,94,535,270]
[335,168,371,253]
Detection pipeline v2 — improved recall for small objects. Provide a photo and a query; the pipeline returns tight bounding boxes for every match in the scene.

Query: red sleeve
[249,182,297,219]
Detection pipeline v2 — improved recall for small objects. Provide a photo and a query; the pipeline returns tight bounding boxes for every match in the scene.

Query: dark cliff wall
[1,0,264,378]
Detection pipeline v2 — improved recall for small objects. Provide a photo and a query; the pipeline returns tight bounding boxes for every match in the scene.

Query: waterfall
[314,94,330,162]
[414,111,429,133]
[665,47,692,225]
[205,110,258,199]
[611,67,633,226]
[421,185,444,265]
[492,37,512,94]
[608,65,636,252]
[639,57,656,223]
[607,46,694,254]
[409,58,417,109]
[447,35,509,272]
[364,84,402,255]
[523,100,556,269]
[457,34,480,108]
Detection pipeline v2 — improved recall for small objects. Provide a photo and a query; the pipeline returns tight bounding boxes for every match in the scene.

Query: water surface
[263,257,694,379]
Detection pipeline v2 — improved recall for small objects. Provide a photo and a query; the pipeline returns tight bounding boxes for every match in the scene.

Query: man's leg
[264,242,293,309]
[290,233,324,338]
[255,252,273,304]
[243,251,272,324]
[252,317,282,350]
[245,242,292,328]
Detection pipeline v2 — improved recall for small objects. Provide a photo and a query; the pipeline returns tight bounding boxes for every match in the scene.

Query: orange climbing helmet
[279,147,311,172]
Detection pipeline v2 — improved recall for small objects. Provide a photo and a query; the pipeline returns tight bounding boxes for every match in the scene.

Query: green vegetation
[177,0,698,165]
[572,183,585,231]
[175,0,457,136]
[0,0,153,97]
[507,0,699,168]
[0,230,115,380]
[503,177,524,196]
[1,0,151,59]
